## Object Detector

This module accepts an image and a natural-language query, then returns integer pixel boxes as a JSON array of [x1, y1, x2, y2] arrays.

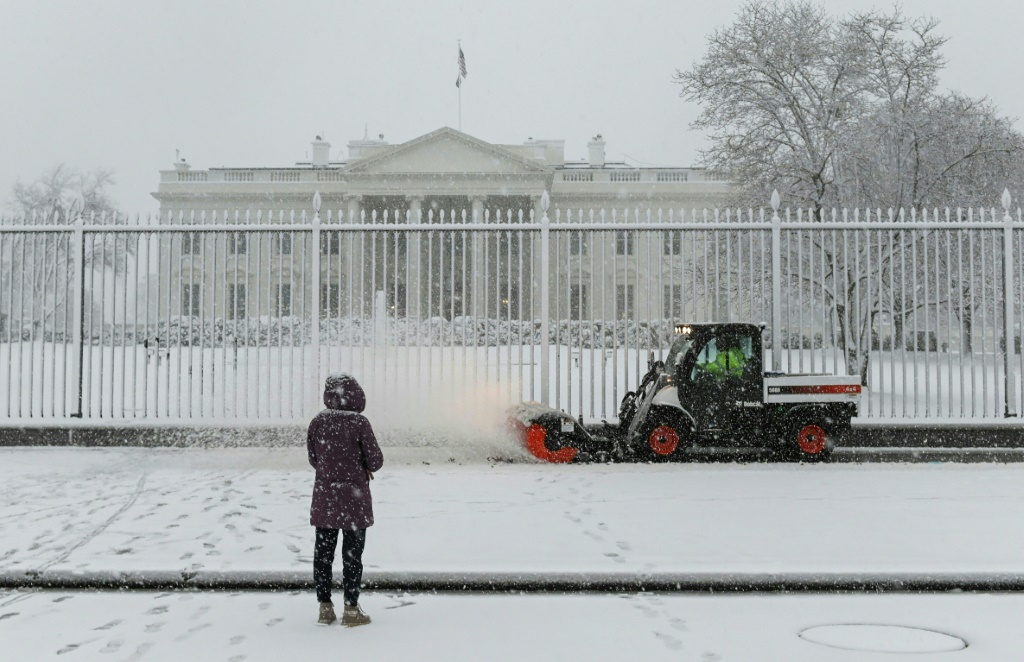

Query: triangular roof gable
[[344, 127, 551, 175]]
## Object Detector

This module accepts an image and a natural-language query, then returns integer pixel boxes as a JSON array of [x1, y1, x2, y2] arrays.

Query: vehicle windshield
[[665, 335, 694, 370]]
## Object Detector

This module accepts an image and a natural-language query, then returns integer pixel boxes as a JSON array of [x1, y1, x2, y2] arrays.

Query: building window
[[182, 284, 201, 316], [321, 283, 340, 317], [228, 284, 246, 320], [229, 232, 247, 255], [663, 230, 682, 256], [277, 284, 292, 316], [570, 284, 588, 319], [277, 233, 292, 255], [615, 231, 634, 256], [663, 284, 681, 319], [616, 284, 634, 320], [569, 232, 587, 256], [322, 232, 341, 255], [181, 232, 201, 255]]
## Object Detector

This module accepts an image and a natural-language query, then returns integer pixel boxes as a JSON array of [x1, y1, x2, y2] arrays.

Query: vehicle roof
[[676, 322, 764, 335]]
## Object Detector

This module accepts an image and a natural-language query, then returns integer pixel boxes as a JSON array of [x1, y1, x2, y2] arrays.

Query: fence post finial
[[770, 189, 780, 213], [1002, 188, 1012, 214], [540, 190, 550, 216], [313, 191, 322, 215]]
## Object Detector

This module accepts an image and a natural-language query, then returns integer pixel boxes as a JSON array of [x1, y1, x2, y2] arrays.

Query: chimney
[[311, 136, 331, 167], [587, 134, 606, 167]]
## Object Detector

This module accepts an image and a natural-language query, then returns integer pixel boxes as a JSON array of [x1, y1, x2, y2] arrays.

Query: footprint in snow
[[56, 639, 97, 655], [122, 642, 155, 662], [266, 618, 283, 627], [174, 623, 211, 642], [144, 622, 165, 633], [94, 620, 122, 631], [146, 606, 169, 616], [654, 632, 683, 651], [99, 638, 123, 654], [0, 612, 19, 621], [230, 635, 246, 645], [258, 603, 271, 611]]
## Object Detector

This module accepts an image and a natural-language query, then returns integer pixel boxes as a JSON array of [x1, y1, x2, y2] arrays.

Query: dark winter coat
[[307, 374, 384, 530]]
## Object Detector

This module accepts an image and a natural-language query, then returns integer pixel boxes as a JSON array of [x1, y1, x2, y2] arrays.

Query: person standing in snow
[[308, 373, 384, 626]]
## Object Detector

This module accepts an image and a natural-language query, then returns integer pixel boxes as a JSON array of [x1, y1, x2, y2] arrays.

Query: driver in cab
[[703, 336, 747, 380]]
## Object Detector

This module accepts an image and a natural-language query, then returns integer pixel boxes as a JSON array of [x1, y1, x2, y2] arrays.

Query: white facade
[[152, 127, 732, 321]]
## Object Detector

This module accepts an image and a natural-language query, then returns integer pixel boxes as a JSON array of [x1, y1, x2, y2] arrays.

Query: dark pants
[[314, 527, 366, 606]]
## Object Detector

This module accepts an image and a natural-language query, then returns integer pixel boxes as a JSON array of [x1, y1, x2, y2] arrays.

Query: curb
[[4, 570, 1024, 593]]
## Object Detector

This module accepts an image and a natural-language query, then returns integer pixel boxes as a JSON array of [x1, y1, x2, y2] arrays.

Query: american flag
[[456, 45, 467, 88]]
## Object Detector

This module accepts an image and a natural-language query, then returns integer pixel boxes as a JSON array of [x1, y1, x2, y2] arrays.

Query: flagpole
[[458, 40, 462, 131]]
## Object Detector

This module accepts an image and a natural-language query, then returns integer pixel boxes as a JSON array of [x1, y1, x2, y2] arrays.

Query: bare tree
[[676, 1, 1024, 382], [1, 165, 123, 337]]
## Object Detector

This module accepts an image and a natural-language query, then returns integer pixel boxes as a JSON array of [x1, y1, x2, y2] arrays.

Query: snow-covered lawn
[[2, 447, 1024, 576], [1, 590, 1021, 660]]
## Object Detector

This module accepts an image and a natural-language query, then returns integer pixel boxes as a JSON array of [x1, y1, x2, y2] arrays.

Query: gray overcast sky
[[2, 0, 1022, 214]]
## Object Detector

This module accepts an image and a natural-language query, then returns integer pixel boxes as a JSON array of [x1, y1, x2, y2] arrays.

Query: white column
[[406, 195, 423, 320], [531, 195, 544, 324], [345, 195, 363, 315], [471, 196, 486, 318]]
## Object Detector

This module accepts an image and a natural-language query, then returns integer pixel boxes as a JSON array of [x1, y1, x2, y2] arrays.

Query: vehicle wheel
[[790, 423, 833, 462], [638, 423, 684, 461]]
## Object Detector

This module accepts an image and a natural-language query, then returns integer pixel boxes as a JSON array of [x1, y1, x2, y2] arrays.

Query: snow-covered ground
[[2, 447, 1024, 576], [3, 446, 1024, 659], [2, 590, 1021, 660]]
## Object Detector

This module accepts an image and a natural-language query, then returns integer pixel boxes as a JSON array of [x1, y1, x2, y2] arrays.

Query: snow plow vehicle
[[508, 323, 861, 463]]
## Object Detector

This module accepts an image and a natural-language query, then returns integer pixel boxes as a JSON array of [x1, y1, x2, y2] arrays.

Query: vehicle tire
[[789, 422, 833, 462], [637, 422, 685, 462]]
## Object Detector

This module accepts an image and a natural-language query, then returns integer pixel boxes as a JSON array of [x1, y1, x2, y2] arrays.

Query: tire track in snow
[[30, 474, 148, 575]]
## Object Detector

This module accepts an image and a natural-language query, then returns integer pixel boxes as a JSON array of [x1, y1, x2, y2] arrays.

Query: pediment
[[344, 127, 551, 176]]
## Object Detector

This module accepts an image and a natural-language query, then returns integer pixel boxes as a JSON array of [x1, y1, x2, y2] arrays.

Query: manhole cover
[[799, 624, 966, 653]]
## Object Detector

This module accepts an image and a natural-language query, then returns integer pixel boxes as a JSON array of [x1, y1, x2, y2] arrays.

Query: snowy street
[[2, 446, 1024, 658], [3, 447, 1024, 578]]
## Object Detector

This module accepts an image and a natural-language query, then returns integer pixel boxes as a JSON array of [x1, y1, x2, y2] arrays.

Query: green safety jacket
[[705, 347, 746, 378]]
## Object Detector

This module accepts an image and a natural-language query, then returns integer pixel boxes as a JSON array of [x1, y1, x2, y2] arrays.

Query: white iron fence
[[1, 191, 1022, 425]]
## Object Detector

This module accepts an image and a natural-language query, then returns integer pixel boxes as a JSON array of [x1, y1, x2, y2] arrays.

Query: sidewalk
[[2, 446, 1024, 580], [1, 589, 1020, 660]]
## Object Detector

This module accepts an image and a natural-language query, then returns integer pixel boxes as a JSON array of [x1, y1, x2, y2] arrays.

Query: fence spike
[[313, 191, 322, 213], [770, 190, 780, 212], [1002, 188, 1012, 211]]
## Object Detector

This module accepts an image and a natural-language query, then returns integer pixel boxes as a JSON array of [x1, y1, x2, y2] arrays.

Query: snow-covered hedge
[[71, 316, 683, 349]]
